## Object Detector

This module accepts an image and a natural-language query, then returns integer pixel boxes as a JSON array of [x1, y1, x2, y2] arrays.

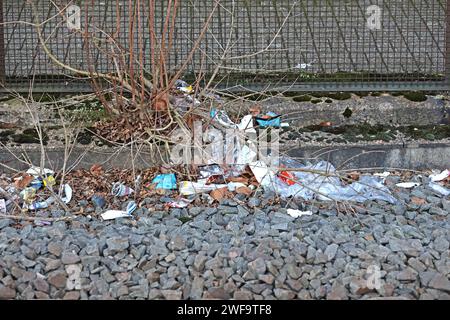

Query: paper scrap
[[287, 208, 313, 218]]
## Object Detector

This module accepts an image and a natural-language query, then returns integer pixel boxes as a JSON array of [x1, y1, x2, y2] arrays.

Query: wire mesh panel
[[0, 0, 448, 92]]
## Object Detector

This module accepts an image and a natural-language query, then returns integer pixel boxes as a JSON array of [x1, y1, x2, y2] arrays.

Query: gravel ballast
[[0, 181, 449, 300]]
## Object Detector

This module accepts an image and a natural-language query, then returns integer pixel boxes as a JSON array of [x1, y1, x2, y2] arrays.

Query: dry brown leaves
[[64, 164, 160, 204], [94, 109, 176, 142], [210, 187, 233, 201]]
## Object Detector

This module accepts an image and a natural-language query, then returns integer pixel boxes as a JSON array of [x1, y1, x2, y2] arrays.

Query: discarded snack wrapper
[[112, 182, 134, 197], [255, 112, 281, 128], [28, 198, 55, 210], [151, 173, 177, 190], [278, 170, 296, 186], [30, 179, 43, 190], [101, 201, 137, 220], [43, 175, 56, 188]]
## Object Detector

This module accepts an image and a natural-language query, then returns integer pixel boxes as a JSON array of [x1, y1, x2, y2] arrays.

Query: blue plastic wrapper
[[255, 111, 281, 128], [30, 178, 43, 190], [152, 173, 177, 190]]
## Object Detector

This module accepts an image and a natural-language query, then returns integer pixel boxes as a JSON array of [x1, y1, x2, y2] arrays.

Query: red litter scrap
[[278, 170, 297, 186]]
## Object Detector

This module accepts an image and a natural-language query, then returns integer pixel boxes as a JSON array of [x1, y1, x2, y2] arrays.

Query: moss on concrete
[[292, 95, 312, 102], [12, 128, 49, 144], [402, 91, 427, 102]]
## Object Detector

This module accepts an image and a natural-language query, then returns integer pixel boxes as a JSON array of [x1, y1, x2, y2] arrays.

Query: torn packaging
[[250, 157, 397, 204]]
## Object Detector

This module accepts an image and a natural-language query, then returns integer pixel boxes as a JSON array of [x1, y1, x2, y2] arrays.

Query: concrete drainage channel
[[0, 92, 449, 172]]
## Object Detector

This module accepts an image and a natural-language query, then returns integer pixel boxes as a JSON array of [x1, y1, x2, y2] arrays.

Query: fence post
[[0, 0, 5, 86], [447, 0, 450, 89]]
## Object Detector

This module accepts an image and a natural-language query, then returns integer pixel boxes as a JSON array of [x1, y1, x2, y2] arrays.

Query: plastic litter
[[26, 184, 72, 210], [428, 182, 450, 196], [374, 172, 391, 180], [199, 164, 224, 179], [210, 108, 237, 128], [101, 201, 137, 220], [43, 176, 56, 188], [60, 184, 73, 204], [429, 169, 450, 182], [287, 209, 313, 218], [249, 161, 276, 187], [396, 182, 421, 189], [30, 179, 43, 190], [179, 179, 228, 196], [28, 198, 55, 210], [151, 173, 177, 190], [278, 169, 296, 186], [256, 157, 397, 204], [0, 199, 6, 214], [171, 93, 201, 114], [101, 210, 129, 220], [167, 198, 193, 208], [255, 112, 281, 128], [26, 166, 54, 178], [20, 187, 36, 204], [237, 115, 256, 134], [226, 182, 247, 192], [236, 144, 257, 169], [112, 182, 134, 197], [175, 79, 193, 94]]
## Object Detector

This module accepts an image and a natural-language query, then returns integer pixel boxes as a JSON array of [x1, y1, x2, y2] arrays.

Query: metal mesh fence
[[0, 0, 448, 92]]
